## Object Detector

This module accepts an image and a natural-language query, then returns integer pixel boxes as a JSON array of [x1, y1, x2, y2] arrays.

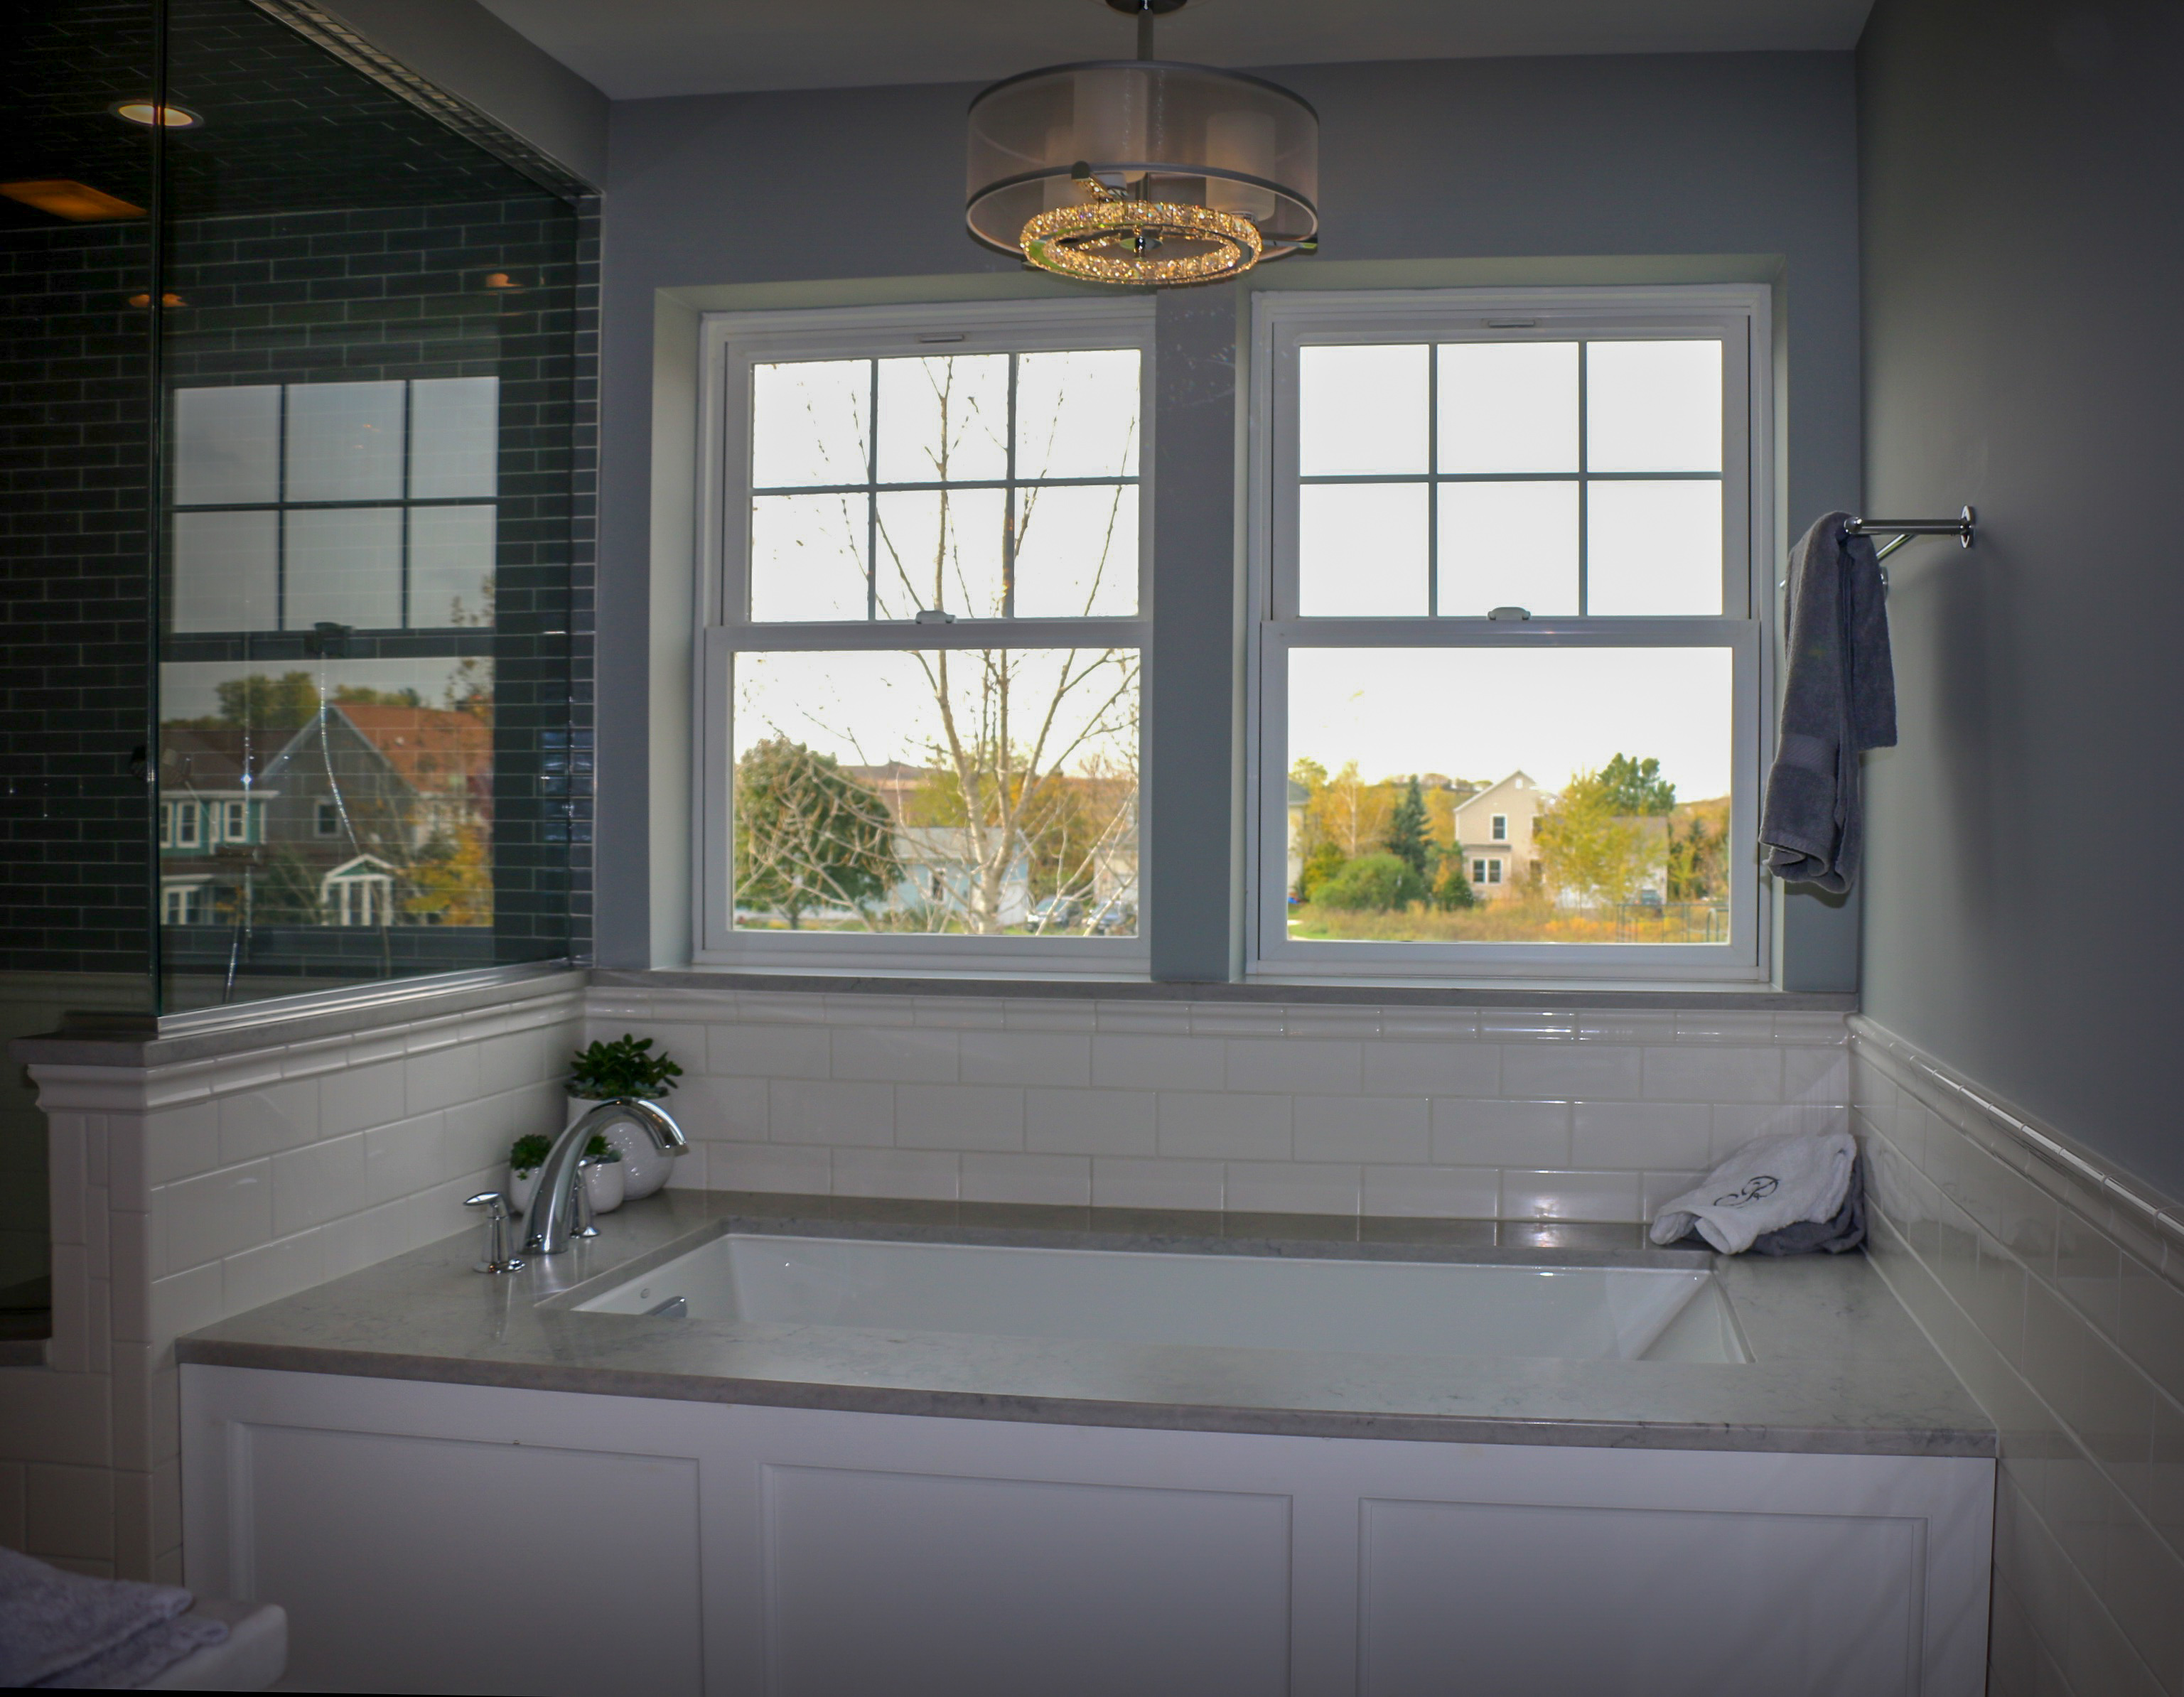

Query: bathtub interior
[[574, 1234, 1751, 1364]]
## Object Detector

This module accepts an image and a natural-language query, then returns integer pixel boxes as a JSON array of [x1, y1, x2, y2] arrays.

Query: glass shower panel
[[151, 0, 581, 1013], [0, 0, 164, 1339]]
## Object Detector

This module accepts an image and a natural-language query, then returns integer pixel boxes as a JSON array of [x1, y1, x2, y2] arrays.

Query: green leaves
[[568, 1033, 682, 1100]]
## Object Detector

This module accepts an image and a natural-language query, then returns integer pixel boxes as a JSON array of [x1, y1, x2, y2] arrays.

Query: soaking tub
[[178, 1191, 1994, 1697], [574, 1232, 1751, 1363]]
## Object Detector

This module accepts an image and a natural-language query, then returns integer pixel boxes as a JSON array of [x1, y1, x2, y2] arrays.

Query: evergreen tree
[[1383, 775, 1432, 880], [734, 738, 900, 928]]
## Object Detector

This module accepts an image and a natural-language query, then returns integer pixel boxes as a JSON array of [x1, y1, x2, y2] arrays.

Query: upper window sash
[[704, 300, 1156, 637], [1254, 291, 1765, 630]]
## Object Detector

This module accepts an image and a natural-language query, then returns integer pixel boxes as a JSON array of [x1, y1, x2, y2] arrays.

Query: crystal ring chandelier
[[966, 0, 1319, 288]]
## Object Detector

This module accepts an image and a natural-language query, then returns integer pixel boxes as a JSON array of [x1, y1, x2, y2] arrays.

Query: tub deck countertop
[[175, 1190, 1995, 1458]]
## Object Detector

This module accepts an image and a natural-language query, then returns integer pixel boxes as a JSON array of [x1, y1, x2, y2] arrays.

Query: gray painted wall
[[318, 0, 609, 185], [1858, 0, 2184, 1196], [595, 52, 1863, 981]]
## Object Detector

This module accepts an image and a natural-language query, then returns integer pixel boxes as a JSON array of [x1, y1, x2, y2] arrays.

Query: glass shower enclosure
[[1, 0, 590, 1333]]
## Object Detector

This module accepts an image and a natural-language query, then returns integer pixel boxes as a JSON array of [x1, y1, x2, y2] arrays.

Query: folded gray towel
[[1760, 512, 1895, 893], [0, 1544, 226, 1689]]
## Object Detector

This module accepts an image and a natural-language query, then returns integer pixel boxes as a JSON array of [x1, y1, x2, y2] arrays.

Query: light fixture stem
[[1136, 1, 1155, 60]]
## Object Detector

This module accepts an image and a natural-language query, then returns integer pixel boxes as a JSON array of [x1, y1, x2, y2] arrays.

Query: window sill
[[597, 968, 1854, 1012]]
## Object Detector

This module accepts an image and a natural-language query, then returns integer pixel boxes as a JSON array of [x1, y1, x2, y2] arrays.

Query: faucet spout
[[523, 1097, 687, 1255]]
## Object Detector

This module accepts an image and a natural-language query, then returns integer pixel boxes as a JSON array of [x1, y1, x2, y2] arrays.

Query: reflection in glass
[[876, 354, 1008, 485], [1437, 482, 1579, 617], [1014, 484, 1139, 618], [408, 505, 497, 627], [172, 510, 277, 631], [1438, 343, 1578, 474], [284, 379, 404, 502], [284, 507, 402, 630], [733, 648, 1139, 937], [1299, 483, 1427, 615], [1298, 344, 1426, 475], [1586, 340, 1722, 473], [1285, 647, 1732, 944], [1587, 482, 1723, 615], [751, 494, 867, 621], [173, 385, 279, 505], [753, 359, 869, 489], [409, 377, 498, 499]]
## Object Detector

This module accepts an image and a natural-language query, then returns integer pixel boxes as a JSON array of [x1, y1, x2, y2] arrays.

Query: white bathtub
[[575, 1232, 1750, 1364]]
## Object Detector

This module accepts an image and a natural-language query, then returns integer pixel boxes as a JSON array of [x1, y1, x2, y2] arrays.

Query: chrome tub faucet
[[522, 1097, 688, 1256]]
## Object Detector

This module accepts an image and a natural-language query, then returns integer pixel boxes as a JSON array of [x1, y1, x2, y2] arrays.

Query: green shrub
[[1313, 852, 1428, 912], [1296, 842, 1347, 902], [509, 1133, 552, 1174]]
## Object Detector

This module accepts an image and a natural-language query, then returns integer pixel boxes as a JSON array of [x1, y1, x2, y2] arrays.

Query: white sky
[[1289, 647, 1732, 799]]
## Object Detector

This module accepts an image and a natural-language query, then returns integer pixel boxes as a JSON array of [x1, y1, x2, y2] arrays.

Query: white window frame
[[172, 801, 200, 848], [692, 299, 1156, 974], [158, 801, 176, 848], [1248, 286, 1773, 985], [1490, 813, 1507, 841]]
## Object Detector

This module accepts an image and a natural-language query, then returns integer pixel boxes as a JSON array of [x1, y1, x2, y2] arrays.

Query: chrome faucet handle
[[569, 1157, 600, 1239], [463, 1192, 525, 1275]]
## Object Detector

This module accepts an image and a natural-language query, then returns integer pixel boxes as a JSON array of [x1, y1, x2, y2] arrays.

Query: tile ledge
[[599, 969, 1857, 1012], [1849, 1013, 2183, 1258]]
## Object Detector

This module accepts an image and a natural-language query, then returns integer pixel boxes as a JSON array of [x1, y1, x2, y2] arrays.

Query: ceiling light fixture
[[966, 0, 1318, 288], [0, 180, 146, 222], [111, 100, 203, 129]]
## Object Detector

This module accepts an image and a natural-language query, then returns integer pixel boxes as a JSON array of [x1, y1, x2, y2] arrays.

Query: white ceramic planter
[[582, 1155, 625, 1214], [566, 1095, 677, 1201]]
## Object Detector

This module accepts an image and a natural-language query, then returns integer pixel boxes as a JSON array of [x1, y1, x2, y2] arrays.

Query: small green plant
[[583, 1133, 622, 1164], [568, 1033, 682, 1100], [509, 1133, 552, 1175]]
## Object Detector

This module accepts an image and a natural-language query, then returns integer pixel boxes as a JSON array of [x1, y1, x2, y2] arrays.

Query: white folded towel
[[1648, 1130, 1858, 1254]]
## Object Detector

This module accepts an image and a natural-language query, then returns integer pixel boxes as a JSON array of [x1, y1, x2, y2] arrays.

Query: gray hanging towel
[[1760, 511, 1896, 893]]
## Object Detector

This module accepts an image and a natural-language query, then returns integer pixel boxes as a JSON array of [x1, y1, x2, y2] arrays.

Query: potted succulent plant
[[507, 1133, 552, 1216], [566, 1033, 684, 1202]]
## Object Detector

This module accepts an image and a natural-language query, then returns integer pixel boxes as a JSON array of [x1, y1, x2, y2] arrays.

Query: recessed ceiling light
[[0, 180, 146, 222], [111, 100, 203, 129]]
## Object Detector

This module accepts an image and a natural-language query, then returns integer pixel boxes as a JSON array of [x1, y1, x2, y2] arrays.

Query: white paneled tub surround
[[177, 1193, 1996, 1696], [576, 1232, 1752, 1363], [182, 1367, 1992, 1697]]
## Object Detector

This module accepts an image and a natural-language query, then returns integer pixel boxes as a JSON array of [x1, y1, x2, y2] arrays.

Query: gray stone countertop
[[176, 1190, 1994, 1459]]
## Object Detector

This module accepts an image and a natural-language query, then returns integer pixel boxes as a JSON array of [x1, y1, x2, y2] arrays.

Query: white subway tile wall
[[0, 977, 585, 1582], [588, 990, 1851, 1221], [1853, 1018, 2184, 1697]]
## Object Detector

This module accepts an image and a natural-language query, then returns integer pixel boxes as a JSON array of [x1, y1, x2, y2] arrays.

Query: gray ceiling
[[476, 0, 1877, 102]]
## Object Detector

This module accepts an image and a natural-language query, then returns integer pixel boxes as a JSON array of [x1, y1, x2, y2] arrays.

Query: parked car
[[1026, 895, 1085, 932], [1085, 898, 1136, 936]]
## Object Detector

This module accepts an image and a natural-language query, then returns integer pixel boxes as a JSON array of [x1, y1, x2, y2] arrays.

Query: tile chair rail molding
[[0, 971, 586, 1581], [1849, 1017, 2184, 1697]]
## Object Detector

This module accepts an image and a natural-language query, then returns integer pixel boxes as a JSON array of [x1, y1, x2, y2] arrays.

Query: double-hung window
[[1253, 288, 1769, 981], [696, 302, 1152, 970]]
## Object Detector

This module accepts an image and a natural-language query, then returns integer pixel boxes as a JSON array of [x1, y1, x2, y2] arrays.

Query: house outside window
[[696, 301, 1151, 971], [1259, 287, 1768, 982]]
